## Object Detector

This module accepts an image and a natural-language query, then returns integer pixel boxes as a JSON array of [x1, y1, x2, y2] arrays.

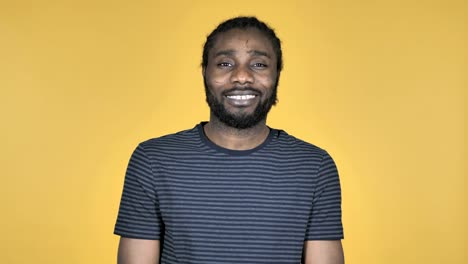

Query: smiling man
[[115, 16, 344, 264]]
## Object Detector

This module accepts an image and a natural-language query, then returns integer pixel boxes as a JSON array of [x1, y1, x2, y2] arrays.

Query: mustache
[[221, 87, 262, 96]]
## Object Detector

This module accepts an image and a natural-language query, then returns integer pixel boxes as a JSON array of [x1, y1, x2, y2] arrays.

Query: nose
[[230, 65, 254, 85]]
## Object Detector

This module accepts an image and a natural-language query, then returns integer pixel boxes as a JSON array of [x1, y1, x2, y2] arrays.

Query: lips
[[226, 94, 257, 100], [223, 88, 260, 106], [224, 87, 260, 96]]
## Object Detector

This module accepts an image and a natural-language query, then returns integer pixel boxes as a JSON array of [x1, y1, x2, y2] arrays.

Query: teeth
[[227, 95, 256, 100]]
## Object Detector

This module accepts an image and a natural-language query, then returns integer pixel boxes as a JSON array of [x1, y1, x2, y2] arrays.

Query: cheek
[[206, 70, 229, 85], [258, 74, 276, 88], [209, 77, 230, 88]]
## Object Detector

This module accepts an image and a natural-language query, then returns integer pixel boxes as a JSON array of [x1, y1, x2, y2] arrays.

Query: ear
[[202, 67, 206, 77]]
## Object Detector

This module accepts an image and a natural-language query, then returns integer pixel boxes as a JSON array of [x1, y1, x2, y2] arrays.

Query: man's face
[[203, 28, 279, 129]]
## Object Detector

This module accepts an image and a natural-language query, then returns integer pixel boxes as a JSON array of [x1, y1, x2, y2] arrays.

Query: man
[[115, 16, 344, 264]]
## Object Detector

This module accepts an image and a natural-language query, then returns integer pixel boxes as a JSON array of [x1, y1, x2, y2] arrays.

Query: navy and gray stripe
[[115, 122, 343, 263]]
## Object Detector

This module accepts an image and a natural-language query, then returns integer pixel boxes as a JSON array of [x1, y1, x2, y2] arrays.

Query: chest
[[155, 158, 316, 232]]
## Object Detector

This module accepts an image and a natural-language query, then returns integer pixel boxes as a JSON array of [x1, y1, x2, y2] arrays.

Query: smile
[[226, 95, 257, 100]]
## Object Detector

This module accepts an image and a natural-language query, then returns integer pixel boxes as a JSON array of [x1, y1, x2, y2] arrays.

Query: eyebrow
[[214, 49, 271, 59], [248, 50, 271, 58]]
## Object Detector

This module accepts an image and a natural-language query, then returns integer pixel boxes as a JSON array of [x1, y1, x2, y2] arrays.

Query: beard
[[204, 78, 278, 129]]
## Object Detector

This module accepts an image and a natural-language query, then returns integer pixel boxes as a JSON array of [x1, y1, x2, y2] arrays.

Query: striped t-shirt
[[114, 122, 343, 263]]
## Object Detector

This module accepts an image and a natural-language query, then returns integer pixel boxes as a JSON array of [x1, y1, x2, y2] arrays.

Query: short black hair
[[202, 16, 283, 73]]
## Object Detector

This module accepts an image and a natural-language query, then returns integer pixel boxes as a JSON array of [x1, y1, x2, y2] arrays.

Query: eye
[[217, 62, 233, 68], [252, 63, 268, 68]]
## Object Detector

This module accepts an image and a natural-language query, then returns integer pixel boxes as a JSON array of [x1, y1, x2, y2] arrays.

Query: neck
[[204, 114, 270, 151]]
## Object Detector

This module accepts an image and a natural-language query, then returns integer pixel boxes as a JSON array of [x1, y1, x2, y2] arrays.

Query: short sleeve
[[114, 144, 163, 240], [304, 151, 344, 240]]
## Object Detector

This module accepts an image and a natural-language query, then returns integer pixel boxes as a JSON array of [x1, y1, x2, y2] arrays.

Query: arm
[[304, 152, 344, 263], [303, 240, 344, 264], [115, 145, 163, 263], [117, 237, 160, 264]]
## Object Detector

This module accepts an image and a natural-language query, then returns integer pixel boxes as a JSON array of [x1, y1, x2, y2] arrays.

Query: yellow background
[[1, 0, 466, 263]]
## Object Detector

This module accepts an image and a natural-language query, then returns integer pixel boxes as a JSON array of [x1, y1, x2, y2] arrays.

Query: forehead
[[210, 28, 275, 57]]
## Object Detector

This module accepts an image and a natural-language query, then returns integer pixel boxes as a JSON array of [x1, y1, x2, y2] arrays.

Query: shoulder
[[137, 125, 203, 155], [268, 129, 339, 181], [273, 129, 329, 158]]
